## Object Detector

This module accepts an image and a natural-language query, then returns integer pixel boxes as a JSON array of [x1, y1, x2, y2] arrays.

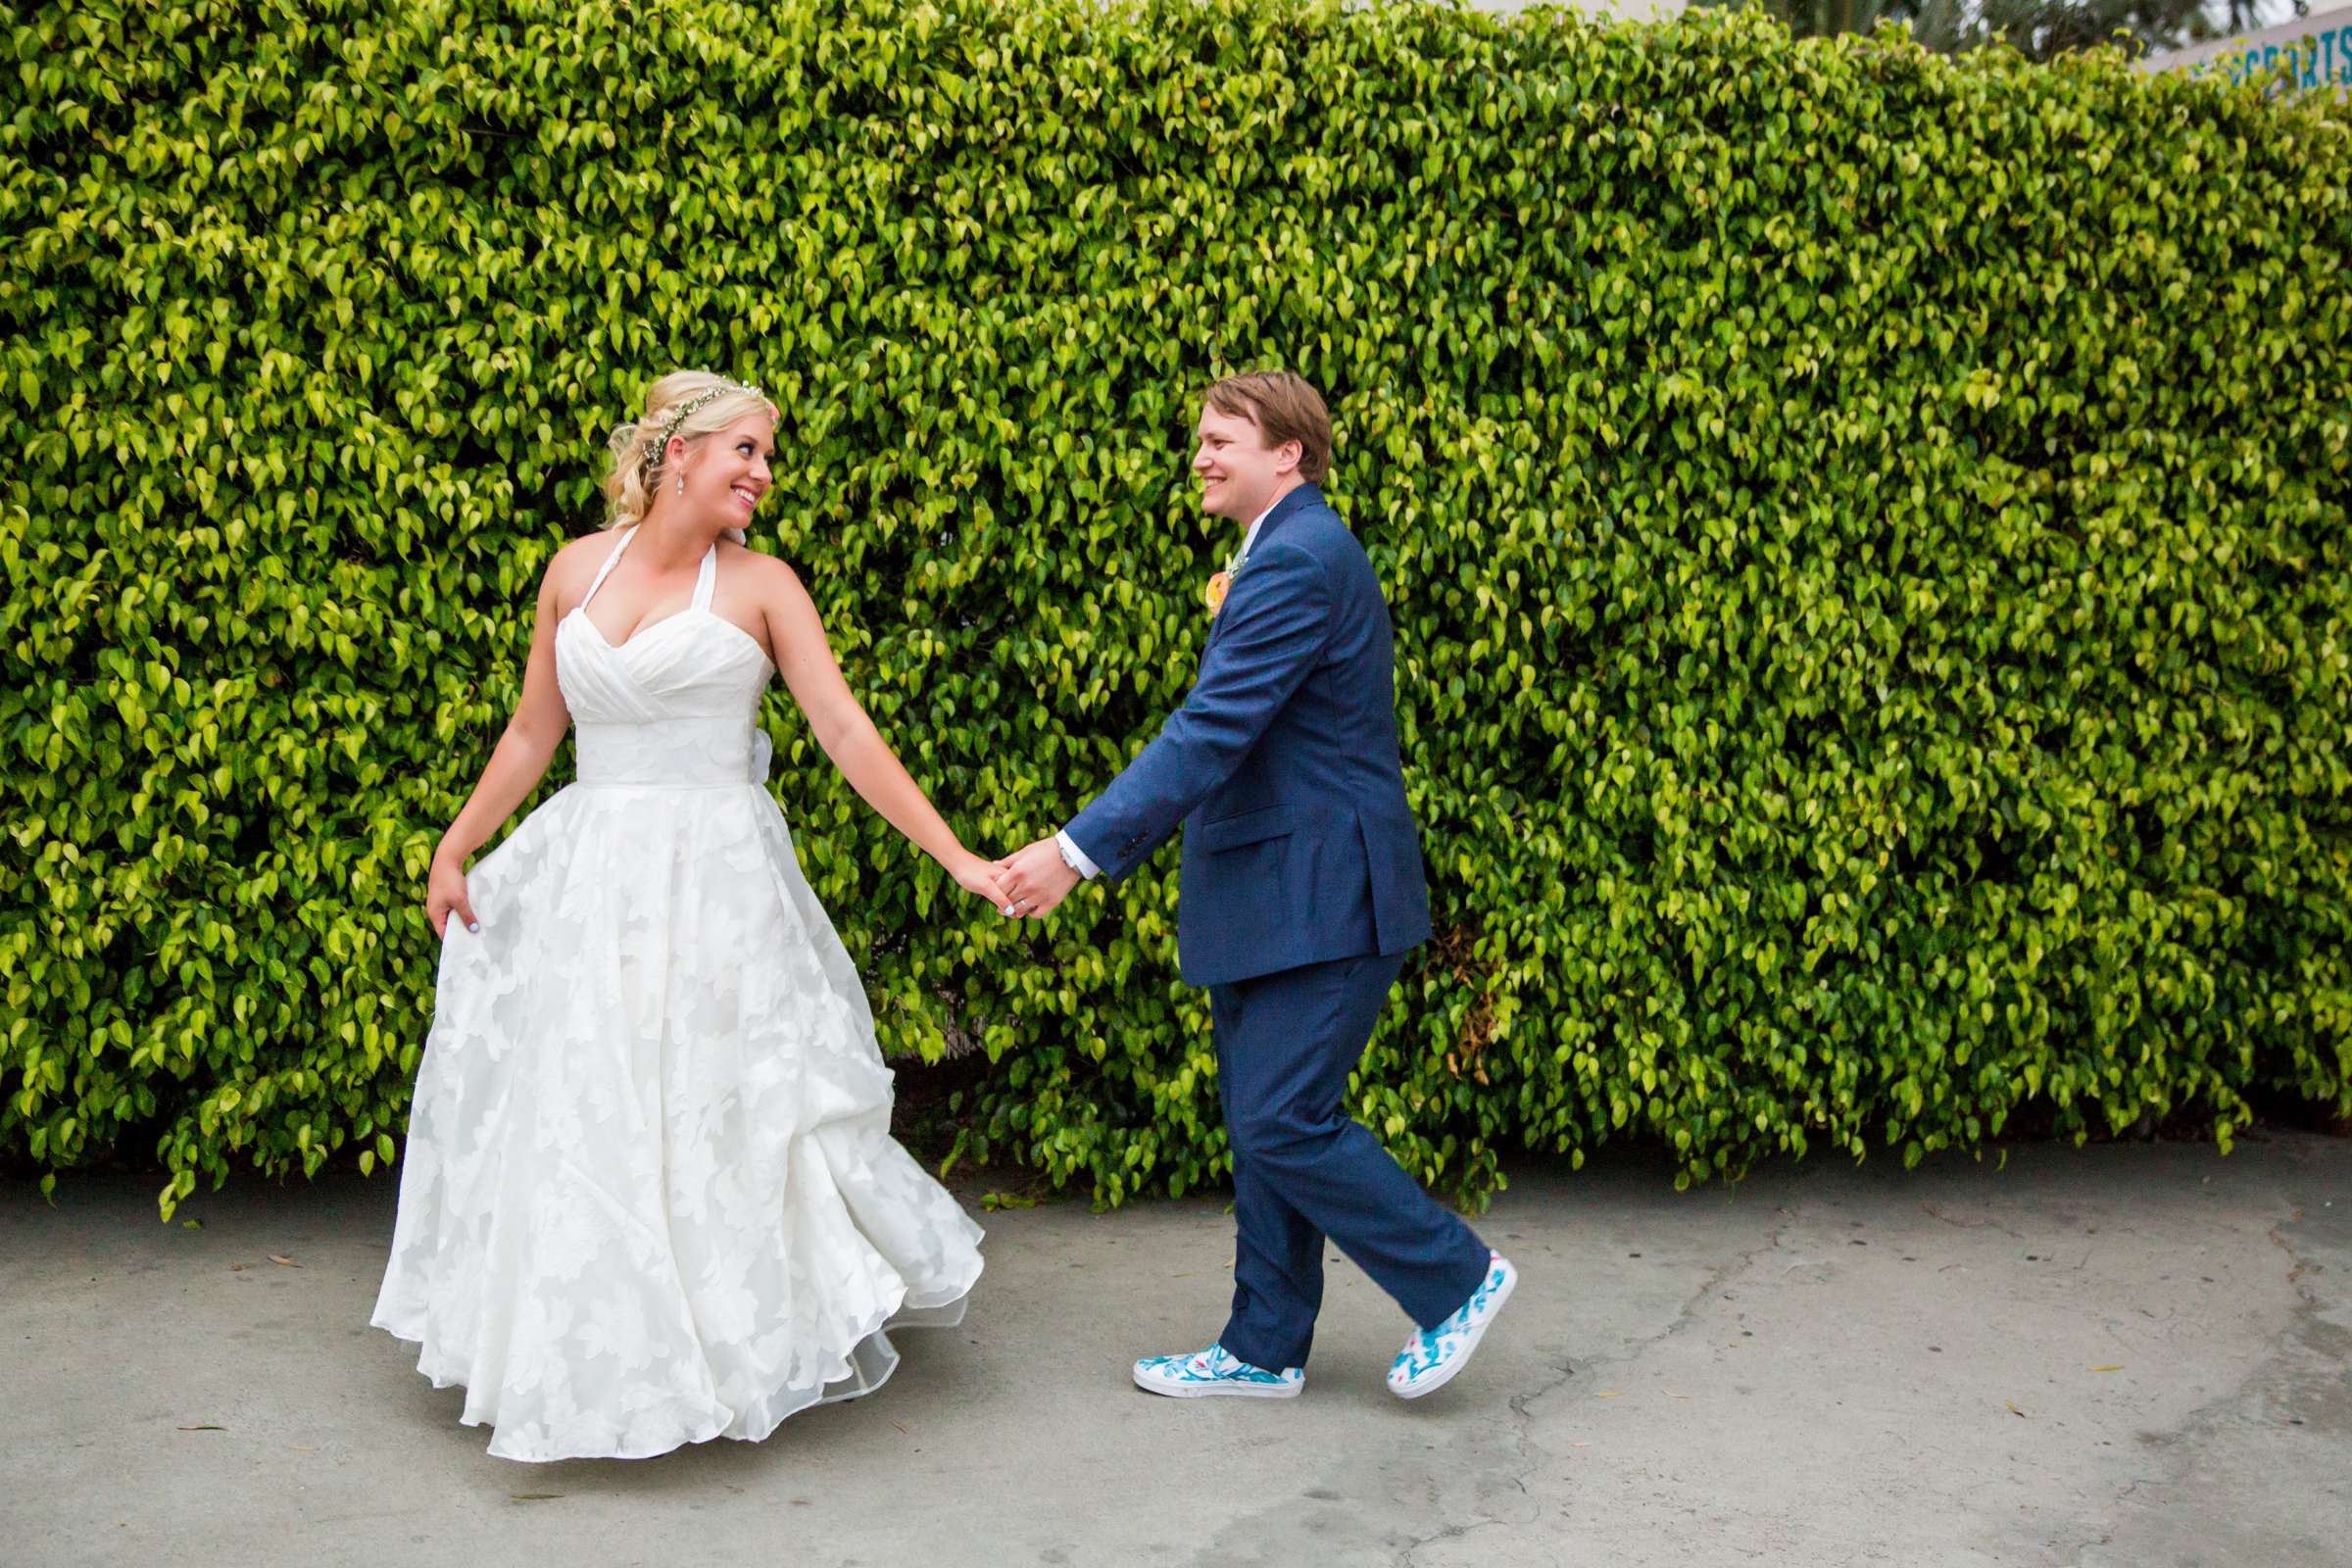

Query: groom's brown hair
[[1203, 371, 1332, 484]]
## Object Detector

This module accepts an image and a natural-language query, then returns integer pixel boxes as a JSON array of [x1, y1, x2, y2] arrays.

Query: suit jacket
[[1064, 483, 1433, 987]]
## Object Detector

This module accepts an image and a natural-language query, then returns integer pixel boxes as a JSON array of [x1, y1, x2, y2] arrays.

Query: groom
[[996, 371, 1515, 1399]]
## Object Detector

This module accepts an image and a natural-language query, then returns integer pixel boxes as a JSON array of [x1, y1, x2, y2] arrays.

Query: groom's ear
[[1277, 439, 1303, 474]]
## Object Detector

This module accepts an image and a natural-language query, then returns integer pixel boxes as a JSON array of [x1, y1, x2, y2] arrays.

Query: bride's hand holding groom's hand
[[994, 837, 1079, 919], [945, 849, 1019, 915]]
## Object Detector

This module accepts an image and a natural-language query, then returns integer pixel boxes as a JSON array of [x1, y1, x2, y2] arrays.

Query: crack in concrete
[[1593, 1203, 1801, 1371], [2265, 1219, 2317, 1298], [1389, 1514, 1503, 1568], [1919, 1199, 2029, 1242], [1385, 1356, 1568, 1567], [1393, 1204, 1803, 1566], [2058, 1194, 2325, 1568]]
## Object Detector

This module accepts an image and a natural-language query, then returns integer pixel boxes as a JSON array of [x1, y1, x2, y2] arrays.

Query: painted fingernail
[[467, 921, 481, 934]]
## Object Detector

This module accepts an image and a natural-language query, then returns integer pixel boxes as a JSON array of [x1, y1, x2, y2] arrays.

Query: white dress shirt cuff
[[1054, 829, 1102, 880]]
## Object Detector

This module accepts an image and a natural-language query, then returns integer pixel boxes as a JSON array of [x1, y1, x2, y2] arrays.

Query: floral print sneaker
[[1388, 1252, 1517, 1399], [1133, 1344, 1304, 1398]]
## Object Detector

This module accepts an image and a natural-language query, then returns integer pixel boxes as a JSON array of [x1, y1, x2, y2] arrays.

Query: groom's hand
[[997, 837, 1080, 919]]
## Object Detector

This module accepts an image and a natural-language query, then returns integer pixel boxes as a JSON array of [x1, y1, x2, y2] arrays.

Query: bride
[[372, 371, 1003, 1462]]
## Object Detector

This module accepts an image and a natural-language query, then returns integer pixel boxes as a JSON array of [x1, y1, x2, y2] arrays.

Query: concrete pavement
[[4, 1135, 2346, 1567]]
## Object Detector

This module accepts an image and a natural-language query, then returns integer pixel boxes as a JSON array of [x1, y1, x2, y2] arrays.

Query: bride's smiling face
[[682, 413, 775, 524]]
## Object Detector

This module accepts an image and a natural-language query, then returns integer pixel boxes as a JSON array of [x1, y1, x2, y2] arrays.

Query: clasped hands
[[993, 836, 1079, 919], [944, 836, 1080, 921]]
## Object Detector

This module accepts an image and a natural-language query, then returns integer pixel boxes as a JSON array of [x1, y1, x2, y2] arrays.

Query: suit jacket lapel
[[1202, 485, 1323, 661]]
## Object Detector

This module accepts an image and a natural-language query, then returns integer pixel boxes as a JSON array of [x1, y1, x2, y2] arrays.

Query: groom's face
[[1193, 405, 1299, 523]]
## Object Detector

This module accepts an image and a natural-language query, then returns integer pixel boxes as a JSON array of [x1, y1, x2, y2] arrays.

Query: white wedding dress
[[371, 528, 984, 1462]]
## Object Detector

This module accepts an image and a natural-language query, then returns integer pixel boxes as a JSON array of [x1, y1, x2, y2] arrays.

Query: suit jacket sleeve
[[1063, 540, 1333, 882]]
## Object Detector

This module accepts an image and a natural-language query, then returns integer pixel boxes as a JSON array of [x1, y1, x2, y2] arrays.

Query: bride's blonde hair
[[600, 371, 778, 533]]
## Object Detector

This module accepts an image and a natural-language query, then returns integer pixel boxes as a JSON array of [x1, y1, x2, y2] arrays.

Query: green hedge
[[5, 0, 2348, 1216]]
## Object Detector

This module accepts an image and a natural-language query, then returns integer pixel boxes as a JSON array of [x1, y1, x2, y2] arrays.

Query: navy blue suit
[[1066, 484, 1489, 1370]]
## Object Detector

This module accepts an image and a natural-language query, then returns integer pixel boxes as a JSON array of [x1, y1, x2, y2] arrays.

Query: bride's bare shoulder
[[541, 531, 625, 604], [552, 530, 626, 571], [719, 543, 810, 601]]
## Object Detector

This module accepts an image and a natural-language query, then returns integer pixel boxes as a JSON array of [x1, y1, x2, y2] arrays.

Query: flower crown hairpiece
[[642, 375, 768, 473]]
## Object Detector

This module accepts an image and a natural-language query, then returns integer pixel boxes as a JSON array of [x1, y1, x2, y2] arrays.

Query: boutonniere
[[1204, 544, 1247, 619]]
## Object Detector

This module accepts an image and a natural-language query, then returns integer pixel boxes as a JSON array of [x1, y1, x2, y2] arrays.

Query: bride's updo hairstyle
[[600, 370, 778, 533]]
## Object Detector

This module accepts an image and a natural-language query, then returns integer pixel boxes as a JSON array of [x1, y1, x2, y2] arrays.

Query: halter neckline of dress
[[569, 526, 730, 653]]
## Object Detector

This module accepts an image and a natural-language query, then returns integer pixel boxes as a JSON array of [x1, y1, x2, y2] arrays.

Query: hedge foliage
[[5, 0, 2349, 1217]]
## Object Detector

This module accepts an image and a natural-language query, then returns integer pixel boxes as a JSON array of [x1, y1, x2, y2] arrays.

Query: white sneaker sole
[[1132, 1367, 1303, 1399], [1390, 1262, 1518, 1400]]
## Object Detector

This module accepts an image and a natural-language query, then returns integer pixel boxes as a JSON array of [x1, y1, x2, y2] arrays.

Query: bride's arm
[[425, 557, 576, 937], [759, 561, 1010, 910]]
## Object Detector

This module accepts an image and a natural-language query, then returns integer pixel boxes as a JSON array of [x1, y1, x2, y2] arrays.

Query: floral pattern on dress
[[370, 535, 984, 1462]]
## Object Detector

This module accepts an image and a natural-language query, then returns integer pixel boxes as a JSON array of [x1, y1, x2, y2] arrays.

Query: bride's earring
[[676, 471, 685, 497]]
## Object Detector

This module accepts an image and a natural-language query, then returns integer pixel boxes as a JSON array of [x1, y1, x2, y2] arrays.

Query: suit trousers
[[1211, 950, 1493, 1372]]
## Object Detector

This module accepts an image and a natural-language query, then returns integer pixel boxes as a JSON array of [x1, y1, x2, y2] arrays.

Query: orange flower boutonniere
[[1204, 570, 1233, 617], [1204, 545, 1248, 620]]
